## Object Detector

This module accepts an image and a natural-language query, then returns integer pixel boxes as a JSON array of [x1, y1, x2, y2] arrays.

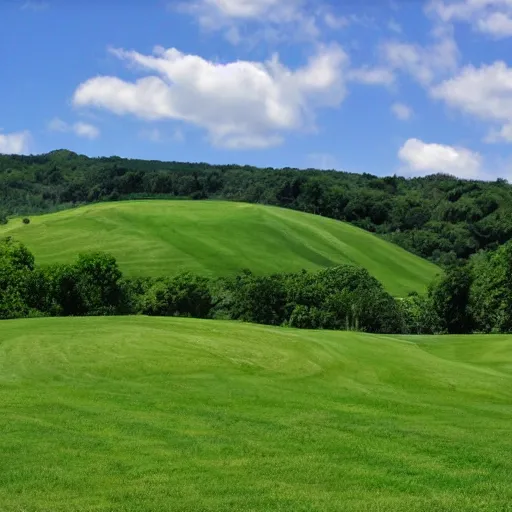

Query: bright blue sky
[[1, 0, 512, 179]]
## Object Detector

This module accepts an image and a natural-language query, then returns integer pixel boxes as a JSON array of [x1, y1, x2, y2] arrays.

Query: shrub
[[0, 238, 35, 319], [73, 252, 123, 316], [141, 274, 213, 318], [22, 218, 30, 225]]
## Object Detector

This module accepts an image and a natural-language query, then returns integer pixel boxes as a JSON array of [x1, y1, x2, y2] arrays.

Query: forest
[[2, 150, 512, 266], [2, 236, 512, 335]]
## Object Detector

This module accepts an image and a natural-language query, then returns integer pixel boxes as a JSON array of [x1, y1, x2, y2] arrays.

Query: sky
[[1, 0, 512, 179]]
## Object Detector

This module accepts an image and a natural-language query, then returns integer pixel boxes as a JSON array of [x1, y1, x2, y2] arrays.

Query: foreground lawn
[[1, 317, 511, 511], [0, 200, 439, 296]]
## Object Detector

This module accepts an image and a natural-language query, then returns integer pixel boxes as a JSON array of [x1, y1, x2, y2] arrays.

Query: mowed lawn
[[0, 200, 439, 296], [1, 317, 511, 511]]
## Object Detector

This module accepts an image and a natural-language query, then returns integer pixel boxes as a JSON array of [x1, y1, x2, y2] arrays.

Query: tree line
[[2, 236, 512, 335], [2, 150, 512, 266]]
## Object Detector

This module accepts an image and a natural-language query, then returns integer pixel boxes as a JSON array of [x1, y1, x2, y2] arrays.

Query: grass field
[[1, 316, 511, 511], [0, 200, 439, 296]]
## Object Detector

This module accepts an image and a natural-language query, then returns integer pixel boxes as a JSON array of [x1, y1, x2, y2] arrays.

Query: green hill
[[1, 316, 511, 511], [0, 200, 439, 296]]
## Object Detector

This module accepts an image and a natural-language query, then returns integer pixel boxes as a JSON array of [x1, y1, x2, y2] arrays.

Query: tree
[[73, 252, 122, 315], [397, 293, 441, 334], [0, 238, 34, 319], [470, 241, 512, 333], [429, 264, 473, 334], [223, 271, 287, 325], [141, 273, 212, 318]]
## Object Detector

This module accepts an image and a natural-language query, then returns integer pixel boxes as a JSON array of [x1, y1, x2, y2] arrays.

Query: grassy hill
[[1, 316, 511, 511], [0, 200, 439, 296]]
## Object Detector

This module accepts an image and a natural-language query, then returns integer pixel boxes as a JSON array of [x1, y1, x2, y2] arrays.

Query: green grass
[[1, 316, 511, 511], [0, 200, 439, 296]]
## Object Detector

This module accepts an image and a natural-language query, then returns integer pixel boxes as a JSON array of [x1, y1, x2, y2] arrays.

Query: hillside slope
[[1, 316, 511, 511], [0, 200, 439, 295]]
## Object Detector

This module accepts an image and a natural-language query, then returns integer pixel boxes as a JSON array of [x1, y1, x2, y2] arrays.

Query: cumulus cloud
[[431, 61, 512, 143], [430, 0, 512, 38], [73, 45, 347, 149], [48, 118, 100, 139], [391, 102, 412, 120], [398, 138, 482, 178], [0, 131, 31, 154], [381, 30, 458, 86]]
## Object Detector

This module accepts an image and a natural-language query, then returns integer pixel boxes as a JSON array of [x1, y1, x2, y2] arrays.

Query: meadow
[[0, 200, 439, 296], [1, 316, 511, 511]]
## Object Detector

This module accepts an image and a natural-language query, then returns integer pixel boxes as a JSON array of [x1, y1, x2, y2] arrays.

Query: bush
[[141, 273, 213, 318], [217, 271, 287, 325], [73, 252, 123, 316], [0, 238, 35, 319], [22, 218, 30, 225], [288, 305, 331, 329]]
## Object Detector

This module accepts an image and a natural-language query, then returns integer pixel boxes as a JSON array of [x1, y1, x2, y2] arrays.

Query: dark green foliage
[[20, 250, 123, 317], [73, 252, 123, 316], [0, 238, 34, 319], [22, 218, 30, 225], [141, 273, 212, 318], [283, 266, 402, 333], [3, 230, 512, 335], [469, 241, 512, 333], [428, 264, 473, 334], [2, 152, 512, 266], [218, 271, 287, 325], [397, 293, 441, 335], [210, 266, 402, 333]]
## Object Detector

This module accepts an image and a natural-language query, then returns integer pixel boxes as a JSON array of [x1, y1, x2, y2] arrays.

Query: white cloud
[[48, 118, 100, 139], [431, 61, 512, 143], [181, 0, 321, 42], [381, 30, 458, 86], [398, 138, 482, 178], [73, 45, 347, 149], [430, 0, 512, 38], [348, 66, 395, 86], [192, 0, 297, 21], [180, 0, 361, 44], [391, 102, 412, 120], [0, 131, 31, 155], [73, 122, 100, 139]]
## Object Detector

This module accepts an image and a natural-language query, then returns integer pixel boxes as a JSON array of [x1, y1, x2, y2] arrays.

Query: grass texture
[[1, 316, 511, 511], [0, 200, 439, 295]]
